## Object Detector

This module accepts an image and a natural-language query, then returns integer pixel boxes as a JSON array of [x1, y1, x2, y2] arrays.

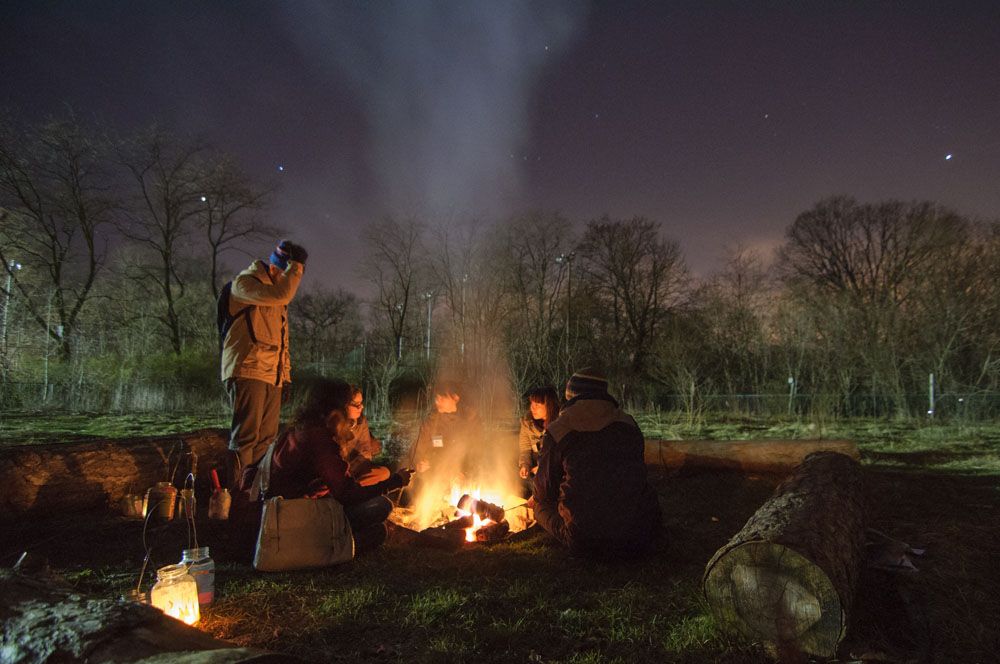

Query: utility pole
[[395, 303, 403, 360], [2, 259, 23, 354], [928, 372, 935, 418], [460, 273, 467, 360], [423, 291, 434, 360]]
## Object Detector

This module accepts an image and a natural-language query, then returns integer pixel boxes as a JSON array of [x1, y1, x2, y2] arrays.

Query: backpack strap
[[218, 280, 259, 352]]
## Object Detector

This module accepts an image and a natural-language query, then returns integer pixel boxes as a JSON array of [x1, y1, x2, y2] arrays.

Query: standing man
[[532, 368, 662, 559], [221, 239, 308, 478]]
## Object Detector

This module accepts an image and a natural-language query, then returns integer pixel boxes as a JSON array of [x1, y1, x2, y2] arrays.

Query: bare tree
[[290, 286, 363, 365], [362, 216, 427, 361], [426, 219, 514, 419], [361, 216, 428, 417], [200, 156, 276, 296], [495, 211, 574, 390], [0, 114, 114, 359], [777, 196, 969, 415], [697, 246, 773, 395], [117, 127, 208, 354], [577, 216, 689, 396]]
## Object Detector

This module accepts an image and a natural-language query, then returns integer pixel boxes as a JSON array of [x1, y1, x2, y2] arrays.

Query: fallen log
[[0, 567, 295, 663], [0, 429, 230, 521], [703, 451, 866, 660], [644, 438, 860, 473]]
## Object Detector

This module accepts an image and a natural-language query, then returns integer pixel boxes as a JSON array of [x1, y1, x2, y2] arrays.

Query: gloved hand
[[394, 468, 413, 486], [279, 240, 308, 265]]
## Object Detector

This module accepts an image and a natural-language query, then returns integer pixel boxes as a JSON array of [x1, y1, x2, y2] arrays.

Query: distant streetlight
[[460, 274, 468, 359], [2, 259, 24, 353]]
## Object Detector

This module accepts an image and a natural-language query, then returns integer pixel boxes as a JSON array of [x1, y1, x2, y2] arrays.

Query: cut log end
[[705, 541, 844, 656]]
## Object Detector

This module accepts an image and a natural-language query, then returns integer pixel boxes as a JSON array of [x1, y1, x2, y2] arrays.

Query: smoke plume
[[281, 1, 586, 218]]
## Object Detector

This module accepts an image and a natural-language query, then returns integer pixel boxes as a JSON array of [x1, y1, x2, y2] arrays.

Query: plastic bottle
[[180, 547, 215, 606]]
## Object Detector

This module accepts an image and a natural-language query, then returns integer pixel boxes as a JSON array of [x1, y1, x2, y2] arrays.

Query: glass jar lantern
[[143, 482, 177, 521], [150, 563, 200, 625], [181, 547, 215, 606]]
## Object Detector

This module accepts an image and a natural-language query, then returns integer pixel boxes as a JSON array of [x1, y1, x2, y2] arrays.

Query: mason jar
[[180, 546, 215, 606], [150, 563, 200, 625]]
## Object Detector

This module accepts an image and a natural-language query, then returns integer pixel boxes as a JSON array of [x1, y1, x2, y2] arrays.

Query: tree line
[[2, 114, 999, 420]]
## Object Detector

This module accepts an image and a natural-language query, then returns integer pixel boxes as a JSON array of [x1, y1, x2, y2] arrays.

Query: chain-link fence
[[4, 374, 1000, 422]]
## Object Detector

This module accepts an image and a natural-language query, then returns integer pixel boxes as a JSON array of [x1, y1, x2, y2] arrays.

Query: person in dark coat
[[260, 378, 411, 551], [408, 381, 486, 478], [532, 368, 662, 559]]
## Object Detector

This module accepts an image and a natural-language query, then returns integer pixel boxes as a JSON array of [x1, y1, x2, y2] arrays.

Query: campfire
[[389, 480, 532, 546]]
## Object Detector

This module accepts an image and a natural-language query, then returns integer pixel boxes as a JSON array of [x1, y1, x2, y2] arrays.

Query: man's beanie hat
[[565, 368, 609, 398], [270, 240, 308, 269]]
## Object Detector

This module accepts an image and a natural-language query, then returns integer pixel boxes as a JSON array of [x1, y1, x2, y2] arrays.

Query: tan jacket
[[220, 259, 303, 384]]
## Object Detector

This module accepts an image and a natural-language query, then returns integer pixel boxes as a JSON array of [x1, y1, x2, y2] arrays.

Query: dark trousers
[[345, 496, 393, 552], [226, 378, 282, 477], [534, 499, 655, 560]]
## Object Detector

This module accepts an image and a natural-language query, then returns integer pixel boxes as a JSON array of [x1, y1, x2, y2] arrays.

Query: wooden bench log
[[0, 567, 296, 663], [702, 451, 866, 660], [644, 438, 860, 473], [0, 429, 230, 521]]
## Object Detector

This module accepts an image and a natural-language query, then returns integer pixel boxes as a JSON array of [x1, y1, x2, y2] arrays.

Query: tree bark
[[702, 451, 866, 660], [0, 429, 230, 521], [0, 568, 295, 663], [644, 439, 859, 473]]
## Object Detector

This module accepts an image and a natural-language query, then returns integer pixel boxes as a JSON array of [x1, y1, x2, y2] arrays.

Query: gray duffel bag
[[250, 437, 355, 571]]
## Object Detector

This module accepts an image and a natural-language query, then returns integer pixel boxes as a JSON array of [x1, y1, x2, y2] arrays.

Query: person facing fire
[[409, 380, 486, 478], [532, 368, 662, 559], [251, 377, 412, 552], [518, 386, 560, 489], [220, 239, 307, 478], [343, 385, 392, 487]]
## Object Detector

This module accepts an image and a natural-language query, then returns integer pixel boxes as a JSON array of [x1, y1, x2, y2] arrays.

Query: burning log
[[474, 519, 509, 543], [702, 452, 866, 660], [456, 494, 506, 523]]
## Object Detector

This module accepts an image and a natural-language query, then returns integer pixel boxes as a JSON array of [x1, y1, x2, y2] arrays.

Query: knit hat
[[565, 368, 609, 399], [269, 240, 308, 270]]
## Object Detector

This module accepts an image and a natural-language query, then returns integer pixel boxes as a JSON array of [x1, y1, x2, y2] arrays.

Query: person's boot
[[353, 523, 388, 554]]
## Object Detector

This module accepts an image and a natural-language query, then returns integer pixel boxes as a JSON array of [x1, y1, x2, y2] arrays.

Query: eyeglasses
[[349, 401, 363, 409]]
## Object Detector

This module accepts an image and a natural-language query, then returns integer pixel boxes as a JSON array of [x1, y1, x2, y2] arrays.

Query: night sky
[[3, 1, 999, 292]]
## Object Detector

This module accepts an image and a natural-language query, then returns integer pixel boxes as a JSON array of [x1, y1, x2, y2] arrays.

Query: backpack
[[217, 280, 256, 352]]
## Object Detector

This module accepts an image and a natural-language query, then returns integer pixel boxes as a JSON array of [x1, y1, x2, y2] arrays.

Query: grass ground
[[2, 412, 998, 662]]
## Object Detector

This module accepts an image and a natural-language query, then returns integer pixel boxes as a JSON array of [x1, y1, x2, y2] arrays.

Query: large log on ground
[[702, 451, 866, 660], [644, 439, 859, 473], [0, 429, 229, 521], [0, 568, 295, 663]]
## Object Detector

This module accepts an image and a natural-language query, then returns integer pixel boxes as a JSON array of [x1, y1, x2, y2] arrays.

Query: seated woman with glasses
[[260, 378, 411, 552], [343, 385, 392, 486]]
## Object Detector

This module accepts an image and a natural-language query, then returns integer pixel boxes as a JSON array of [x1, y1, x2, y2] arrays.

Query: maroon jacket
[[266, 426, 403, 505]]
